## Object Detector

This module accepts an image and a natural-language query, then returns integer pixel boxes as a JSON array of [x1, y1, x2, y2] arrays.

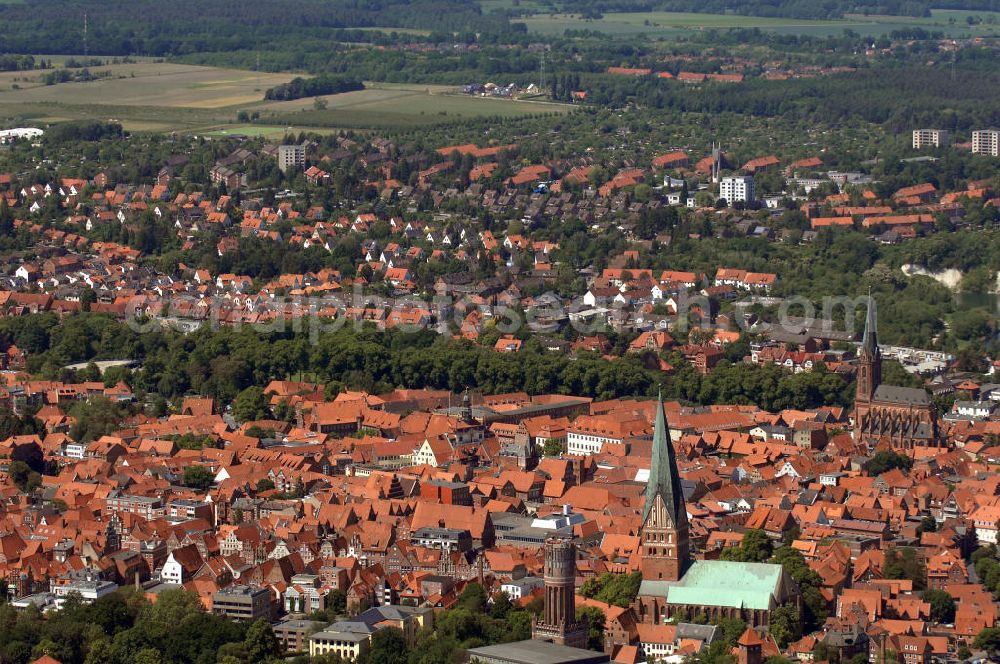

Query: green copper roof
[[643, 391, 686, 526], [638, 560, 784, 611]]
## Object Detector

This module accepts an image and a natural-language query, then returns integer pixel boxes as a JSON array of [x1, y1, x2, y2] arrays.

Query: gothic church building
[[633, 395, 800, 628], [853, 295, 938, 449]]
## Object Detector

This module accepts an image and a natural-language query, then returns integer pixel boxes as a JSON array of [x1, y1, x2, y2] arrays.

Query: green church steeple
[[643, 391, 686, 526]]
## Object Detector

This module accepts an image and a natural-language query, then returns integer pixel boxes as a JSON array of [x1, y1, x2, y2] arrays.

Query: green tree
[[917, 515, 937, 534], [69, 396, 127, 443], [576, 605, 606, 651], [504, 609, 532, 642], [407, 628, 461, 664], [864, 450, 913, 475], [974, 626, 1000, 654], [920, 589, 955, 624], [7, 460, 41, 493], [84, 638, 115, 664], [715, 616, 748, 646], [770, 546, 827, 632], [768, 604, 800, 648], [32, 638, 73, 663], [362, 627, 408, 664], [721, 529, 773, 563], [0, 199, 13, 236], [456, 583, 488, 613], [137, 587, 205, 636], [0, 408, 40, 441], [489, 592, 512, 619], [182, 465, 214, 491], [884, 547, 926, 591], [244, 618, 280, 662], [80, 287, 97, 312], [134, 647, 163, 664], [232, 386, 270, 423], [951, 309, 992, 342], [577, 572, 641, 608], [327, 588, 347, 616]]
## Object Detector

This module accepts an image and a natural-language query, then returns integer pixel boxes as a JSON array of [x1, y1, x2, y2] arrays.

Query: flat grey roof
[[274, 619, 326, 630], [310, 629, 369, 643], [467, 640, 610, 664]]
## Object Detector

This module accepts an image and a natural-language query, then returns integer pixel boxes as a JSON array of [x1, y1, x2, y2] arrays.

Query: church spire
[[644, 390, 686, 526], [640, 390, 690, 583], [862, 290, 879, 357], [856, 289, 882, 406]]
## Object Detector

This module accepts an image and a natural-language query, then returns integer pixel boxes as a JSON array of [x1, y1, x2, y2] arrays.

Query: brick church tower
[[855, 291, 882, 405], [853, 292, 938, 448], [639, 392, 690, 582], [737, 628, 764, 664], [532, 537, 588, 649]]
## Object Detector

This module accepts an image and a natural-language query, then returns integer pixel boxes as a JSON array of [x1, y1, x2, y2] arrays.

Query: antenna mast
[[83, 11, 89, 57]]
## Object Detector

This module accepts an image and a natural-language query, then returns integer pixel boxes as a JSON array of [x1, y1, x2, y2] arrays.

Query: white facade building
[[971, 506, 1000, 545], [719, 176, 755, 204], [52, 579, 118, 607], [500, 576, 544, 600], [912, 129, 949, 149], [160, 551, 185, 584], [972, 130, 999, 157]]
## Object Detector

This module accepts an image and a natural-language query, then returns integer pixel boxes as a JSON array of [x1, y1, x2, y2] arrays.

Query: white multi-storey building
[[912, 129, 949, 149], [972, 129, 999, 157], [719, 175, 755, 204]]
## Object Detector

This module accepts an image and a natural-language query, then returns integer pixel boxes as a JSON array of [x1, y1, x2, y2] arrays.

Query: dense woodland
[[263, 76, 364, 102], [0, 0, 512, 56], [1, 0, 999, 59], [580, 61, 1000, 131], [0, 311, 864, 417]]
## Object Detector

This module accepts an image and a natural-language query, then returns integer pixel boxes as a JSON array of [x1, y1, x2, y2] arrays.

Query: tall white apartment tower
[[719, 175, 755, 204], [912, 129, 949, 149], [972, 130, 999, 157]]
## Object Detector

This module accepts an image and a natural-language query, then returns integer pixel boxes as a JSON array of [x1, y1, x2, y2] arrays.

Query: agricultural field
[[199, 125, 344, 138], [0, 65, 570, 133], [249, 83, 572, 129], [517, 8, 1000, 38], [0, 62, 294, 107]]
